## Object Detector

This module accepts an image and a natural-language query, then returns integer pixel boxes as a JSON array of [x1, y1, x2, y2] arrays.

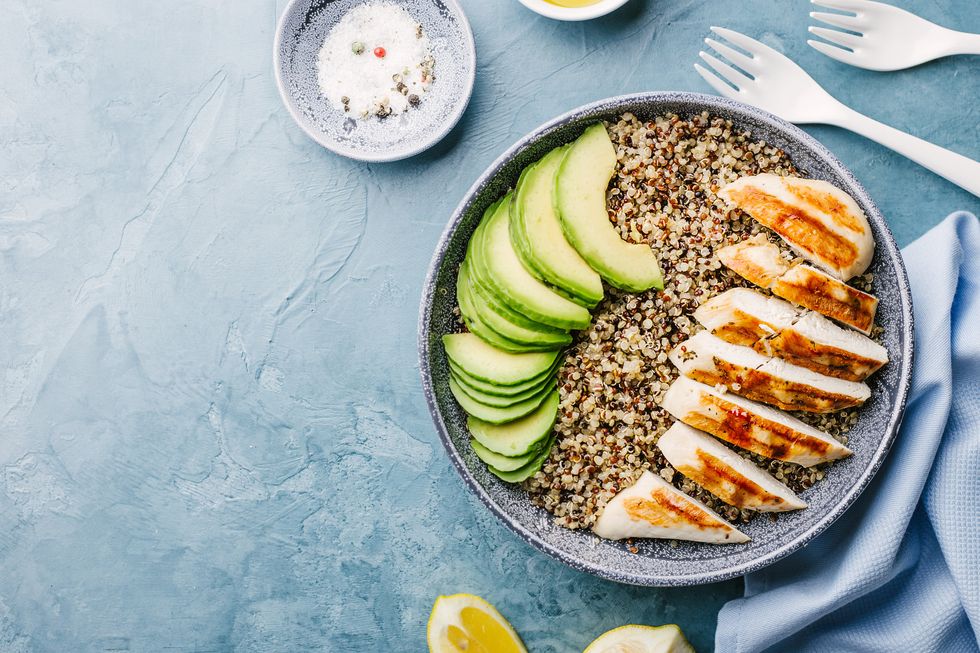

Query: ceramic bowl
[[517, 0, 631, 21], [418, 92, 914, 586], [274, 0, 475, 162]]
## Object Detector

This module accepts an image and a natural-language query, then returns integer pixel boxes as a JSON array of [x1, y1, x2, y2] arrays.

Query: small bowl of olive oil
[[516, 0, 630, 21]]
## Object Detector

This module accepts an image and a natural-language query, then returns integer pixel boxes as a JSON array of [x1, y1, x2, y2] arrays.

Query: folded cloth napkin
[[715, 212, 980, 653]]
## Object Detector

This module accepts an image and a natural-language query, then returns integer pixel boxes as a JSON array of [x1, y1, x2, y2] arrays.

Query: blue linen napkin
[[714, 212, 980, 653]]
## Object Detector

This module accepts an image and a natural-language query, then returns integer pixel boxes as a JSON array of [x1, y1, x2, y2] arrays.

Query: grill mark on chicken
[[623, 490, 723, 531], [783, 183, 864, 233], [686, 449, 781, 507], [765, 329, 882, 381], [682, 357, 864, 413], [727, 186, 859, 271], [774, 266, 877, 334], [682, 394, 834, 463]]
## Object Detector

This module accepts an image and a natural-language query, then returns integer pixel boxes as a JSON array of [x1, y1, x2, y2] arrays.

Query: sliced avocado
[[458, 260, 570, 349], [451, 368, 555, 408], [448, 377, 553, 424], [467, 390, 559, 456], [512, 147, 604, 307], [456, 286, 549, 354], [470, 438, 544, 472], [555, 123, 664, 292], [442, 333, 559, 385], [467, 253, 566, 334], [448, 358, 559, 396], [473, 193, 591, 330], [488, 436, 555, 483]]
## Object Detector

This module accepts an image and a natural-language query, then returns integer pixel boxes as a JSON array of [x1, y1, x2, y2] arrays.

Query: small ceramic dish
[[517, 0, 631, 21], [418, 92, 914, 587], [274, 0, 476, 162]]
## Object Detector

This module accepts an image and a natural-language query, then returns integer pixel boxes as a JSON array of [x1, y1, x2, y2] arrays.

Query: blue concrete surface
[[0, 0, 976, 651]]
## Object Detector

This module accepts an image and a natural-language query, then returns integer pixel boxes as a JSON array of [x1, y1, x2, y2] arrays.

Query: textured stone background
[[0, 0, 977, 651]]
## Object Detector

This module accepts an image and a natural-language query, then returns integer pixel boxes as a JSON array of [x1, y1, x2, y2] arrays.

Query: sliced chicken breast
[[773, 264, 878, 335], [593, 470, 749, 543], [767, 311, 888, 381], [717, 236, 878, 334], [695, 288, 888, 381], [719, 174, 873, 280], [694, 287, 798, 347], [717, 234, 791, 287], [658, 422, 807, 512], [668, 331, 871, 413], [661, 376, 852, 467]]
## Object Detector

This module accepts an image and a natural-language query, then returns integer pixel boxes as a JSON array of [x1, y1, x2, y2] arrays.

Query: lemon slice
[[583, 624, 695, 653], [427, 593, 528, 653]]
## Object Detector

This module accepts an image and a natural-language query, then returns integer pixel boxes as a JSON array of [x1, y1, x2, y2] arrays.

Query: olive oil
[[543, 0, 602, 7]]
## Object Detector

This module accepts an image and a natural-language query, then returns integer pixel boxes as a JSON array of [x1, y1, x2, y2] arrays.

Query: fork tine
[[808, 39, 863, 65], [705, 37, 760, 75], [810, 0, 862, 13], [694, 63, 740, 99], [809, 26, 862, 49], [698, 51, 753, 89], [709, 26, 781, 59], [810, 11, 864, 31]]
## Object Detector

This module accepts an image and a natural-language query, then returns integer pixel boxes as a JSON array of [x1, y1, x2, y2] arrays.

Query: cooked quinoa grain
[[522, 112, 874, 531]]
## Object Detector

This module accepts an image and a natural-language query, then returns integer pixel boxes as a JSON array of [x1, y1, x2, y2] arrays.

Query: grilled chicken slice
[[717, 234, 791, 286], [593, 470, 749, 543], [668, 331, 871, 413], [718, 236, 878, 334], [658, 422, 807, 512], [695, 288, 889, 381], [773, 264, 878, 335], [719, 174, 873, 280], [661, 376, 852, 467], [694, 287, 797, 347]]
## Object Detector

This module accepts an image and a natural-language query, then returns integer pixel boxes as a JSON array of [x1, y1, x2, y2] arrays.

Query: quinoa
[[523, 112, 875, 531]]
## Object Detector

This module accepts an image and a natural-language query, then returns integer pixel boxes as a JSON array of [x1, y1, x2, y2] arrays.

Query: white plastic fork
[[808, 0, 980, 71], [695, 27, 980, 198]]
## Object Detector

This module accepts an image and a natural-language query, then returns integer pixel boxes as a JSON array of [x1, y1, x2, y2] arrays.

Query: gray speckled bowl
[[274, 0, 475, 162], [418, 92, 914, 586]]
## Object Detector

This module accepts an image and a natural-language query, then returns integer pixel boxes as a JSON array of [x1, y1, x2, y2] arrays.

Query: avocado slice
[[473, 193, 591, 330], [448, 358, 559, 396], [555, 123, 664, 292], [470, 438, 545, 472], [451, 367, 556, 408], [448, 377, 554, 424], [488, 436, 555, 483], [458, 260, 570, 349], [456, 282, 553, 354], [467, 390, 559, 456], [443, 333, 559, 385], [512, 147, 604, 307]]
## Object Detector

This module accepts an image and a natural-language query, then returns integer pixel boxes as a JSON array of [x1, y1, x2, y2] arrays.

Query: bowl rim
[[515, 0, 631, 21], [272, 0, 477, 162], [417, 91, 914, 586]]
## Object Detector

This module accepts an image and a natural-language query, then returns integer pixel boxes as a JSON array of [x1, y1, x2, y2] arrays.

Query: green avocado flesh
[[448, 358, 559, 396], [466, 390, 559, 457], [448, 377, 554, 424], [457, 260, 569, 350], [470, 438, 544, 472], [442, 333, 559, 386], [511, 147, 603, 307], [474, 194, 591, 330], [555, 123, 664, 292], [451, 368, 556, 408], [488, 436, 555, 483]]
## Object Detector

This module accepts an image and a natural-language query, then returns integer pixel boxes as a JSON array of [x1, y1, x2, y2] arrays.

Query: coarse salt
[[316, 2, 434, 119]]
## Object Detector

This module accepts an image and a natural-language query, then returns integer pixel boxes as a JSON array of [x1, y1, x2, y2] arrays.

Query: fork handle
[[829, 106, 980, 198], [943, 30, 980, 57]]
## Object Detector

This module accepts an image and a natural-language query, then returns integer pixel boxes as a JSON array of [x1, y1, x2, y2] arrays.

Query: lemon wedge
[[427, 593, 528, 653], [583, 624, 695, 653]]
